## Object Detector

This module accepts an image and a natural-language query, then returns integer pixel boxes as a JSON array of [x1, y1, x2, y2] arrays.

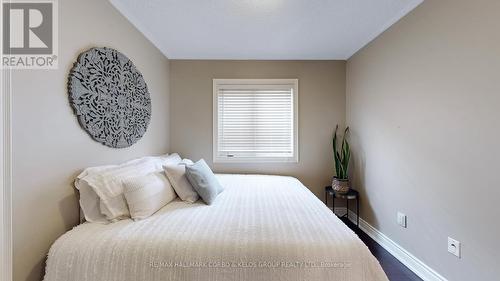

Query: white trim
[[345, 0, 424, 59], [0, 68, 13, 281], [212, 79, 299, 164], [1, 2, 14, 279], [331, 208, 448, 281]]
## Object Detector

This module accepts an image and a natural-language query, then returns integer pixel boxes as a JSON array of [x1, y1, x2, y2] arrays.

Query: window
[[213, 79, 298, 163]]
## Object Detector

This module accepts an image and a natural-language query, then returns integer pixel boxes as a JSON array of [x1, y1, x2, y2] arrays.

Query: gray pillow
[[185, 159, 223, 205]]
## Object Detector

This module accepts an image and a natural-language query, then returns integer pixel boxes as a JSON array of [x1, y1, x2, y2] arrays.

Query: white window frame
[[213, 79, 299, 163]]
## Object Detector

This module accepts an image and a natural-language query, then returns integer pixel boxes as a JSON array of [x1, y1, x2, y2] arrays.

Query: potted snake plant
[[332, 125, 350, 194]]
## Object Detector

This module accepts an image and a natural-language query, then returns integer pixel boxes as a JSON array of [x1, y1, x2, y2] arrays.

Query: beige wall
[[11, 1, 170, 280], [12, 0, 499, 280], [170, 60, 345, 198], [346, 0, 500, 280]]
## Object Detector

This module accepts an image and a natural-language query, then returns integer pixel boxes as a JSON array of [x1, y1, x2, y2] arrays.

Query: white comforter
[[44, 174, 388, 281]]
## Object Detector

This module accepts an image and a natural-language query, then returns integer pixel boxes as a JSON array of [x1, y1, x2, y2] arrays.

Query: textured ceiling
[[110, 0, 423, 60]]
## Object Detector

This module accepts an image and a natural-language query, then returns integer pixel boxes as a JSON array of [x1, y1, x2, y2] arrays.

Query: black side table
[[325, 186, 359, 227]]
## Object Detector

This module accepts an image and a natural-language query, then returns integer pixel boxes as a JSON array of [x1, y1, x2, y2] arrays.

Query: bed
[[44, 174, 388, 281]]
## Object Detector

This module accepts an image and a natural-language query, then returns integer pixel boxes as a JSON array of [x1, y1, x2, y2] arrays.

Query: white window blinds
[[213, 79, 298, 163]]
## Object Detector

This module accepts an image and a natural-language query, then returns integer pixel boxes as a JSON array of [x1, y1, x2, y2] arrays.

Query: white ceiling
[[110, 0, 422, 60]]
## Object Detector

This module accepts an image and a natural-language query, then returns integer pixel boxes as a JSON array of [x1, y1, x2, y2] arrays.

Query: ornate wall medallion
[[68, 47, 151, 148]]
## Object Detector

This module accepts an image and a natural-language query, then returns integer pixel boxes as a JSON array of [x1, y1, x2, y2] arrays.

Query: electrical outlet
[[448, 237, 461, 258], [397, 212, 407, 228]]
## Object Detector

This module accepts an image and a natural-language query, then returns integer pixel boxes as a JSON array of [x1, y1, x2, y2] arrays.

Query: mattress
[[44, 174, 388, 281]]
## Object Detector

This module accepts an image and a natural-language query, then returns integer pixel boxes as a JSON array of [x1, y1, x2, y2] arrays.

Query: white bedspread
[[44, 174, 388, 281]]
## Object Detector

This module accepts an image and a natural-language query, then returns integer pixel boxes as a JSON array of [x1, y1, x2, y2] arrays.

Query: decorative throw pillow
[[185, 159, 224, 205], [180, 158, 194, 165], [75, 177, 110, 224], [163, 159, 199, 203], [123, 172, 177, 221], [76, 153, 176, 222]]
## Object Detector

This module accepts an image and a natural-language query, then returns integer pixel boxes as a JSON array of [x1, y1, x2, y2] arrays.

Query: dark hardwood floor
[[341, 218, 422, 281]]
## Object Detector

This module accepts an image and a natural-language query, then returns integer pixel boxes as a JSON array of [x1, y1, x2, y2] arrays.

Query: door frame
[[1, 67, 13, 281]]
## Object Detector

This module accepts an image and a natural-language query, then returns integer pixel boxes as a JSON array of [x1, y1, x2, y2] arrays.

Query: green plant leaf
[[338, 155, 346, 179], [333, 125, 351, 179], [343, 142, 350, 176], [338, 126, 350, 179], [333, 125, 339, 176], [336, 151, 345, 178]]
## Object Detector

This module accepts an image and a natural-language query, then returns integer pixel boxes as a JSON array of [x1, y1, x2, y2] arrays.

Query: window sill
[[213, 157, 299, 164]]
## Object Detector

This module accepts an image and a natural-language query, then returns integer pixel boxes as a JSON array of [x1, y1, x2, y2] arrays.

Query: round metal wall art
[[68, 47, 151, 148]]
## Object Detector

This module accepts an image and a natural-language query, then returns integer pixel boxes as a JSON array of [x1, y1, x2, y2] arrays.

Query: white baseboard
[[332, 207, 447, 281]]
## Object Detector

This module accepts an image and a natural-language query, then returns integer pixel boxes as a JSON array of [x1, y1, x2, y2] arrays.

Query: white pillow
[[75, 177, 110, 224], [76, 153, 180, 222], [123, 172, 177, 221], [75, 164, 116, 224], [163, 159, 199, 203], [181, 158, 194, 165]]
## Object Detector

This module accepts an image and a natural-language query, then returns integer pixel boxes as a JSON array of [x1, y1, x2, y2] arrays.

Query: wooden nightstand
[[325, 186, 359, 227]]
